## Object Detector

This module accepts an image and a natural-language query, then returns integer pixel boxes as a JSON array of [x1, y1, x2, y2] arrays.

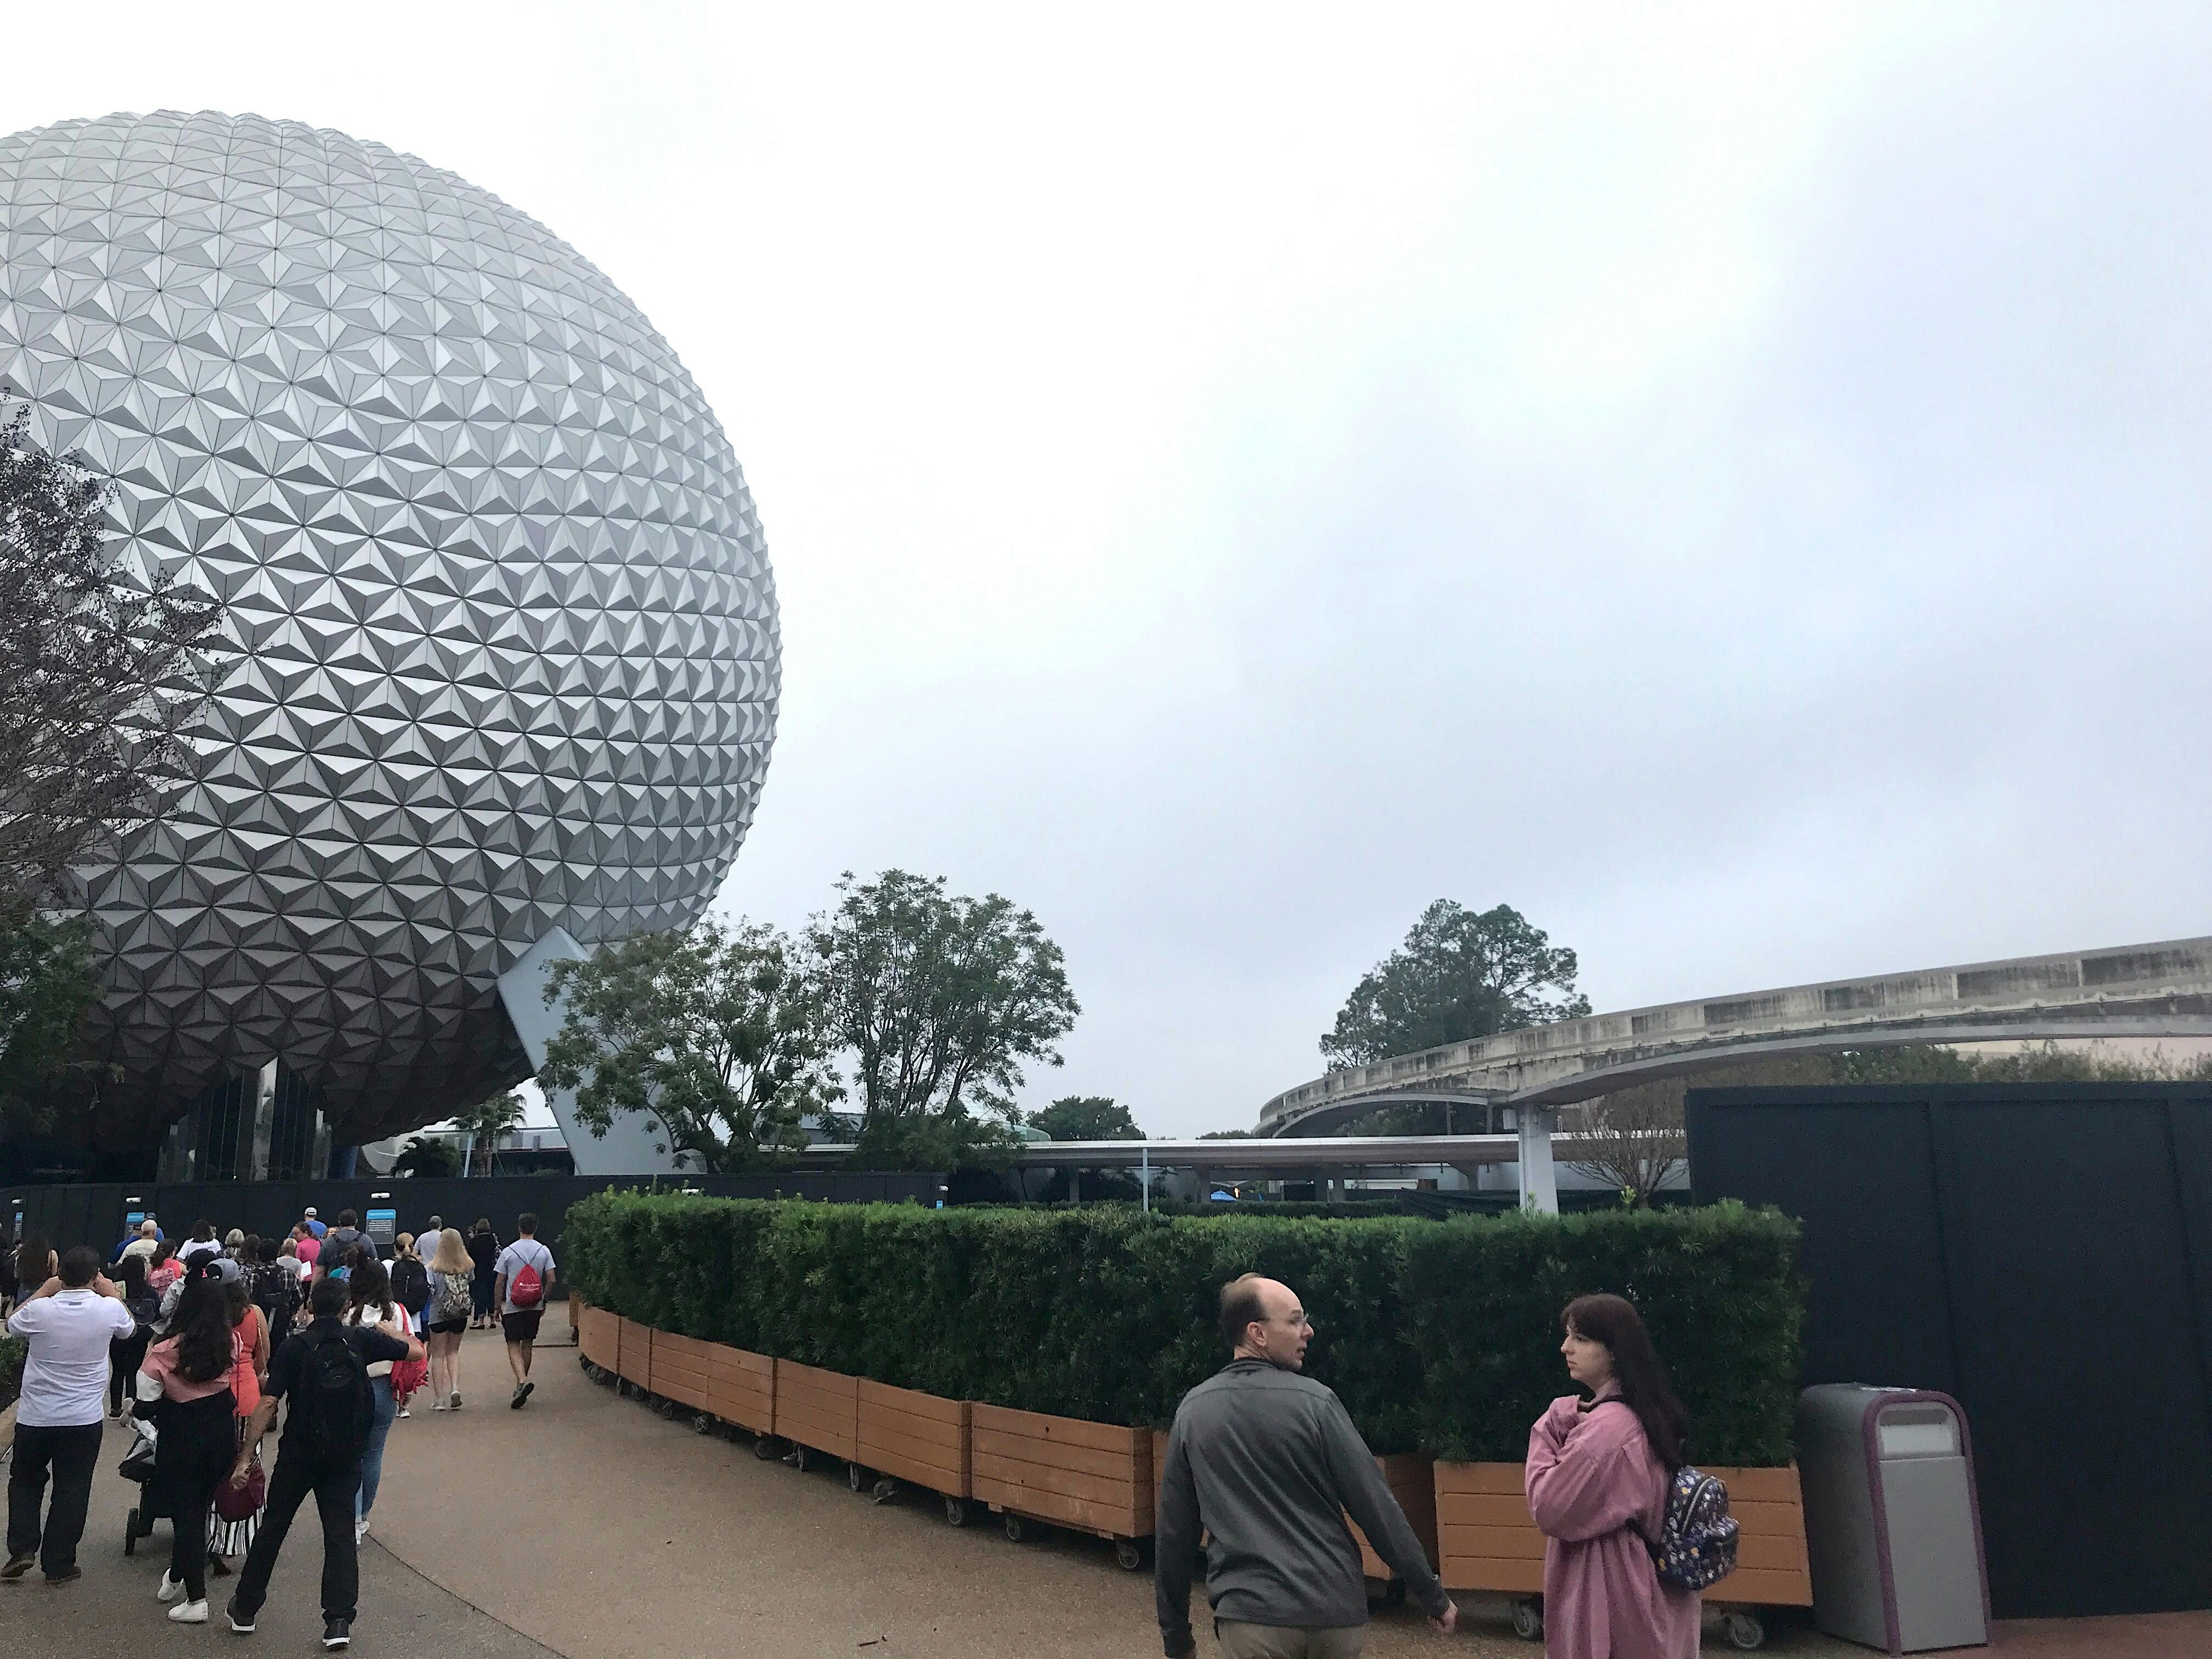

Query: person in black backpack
[[222, 1273, 422, 1649], [246, 1235, 300, 1336]]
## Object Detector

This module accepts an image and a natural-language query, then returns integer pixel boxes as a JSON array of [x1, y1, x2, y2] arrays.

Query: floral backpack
[[1600, 1401, 1740, 1590], [433, 1270, 472, 1322], [1644, 1464, 1739, 1590]]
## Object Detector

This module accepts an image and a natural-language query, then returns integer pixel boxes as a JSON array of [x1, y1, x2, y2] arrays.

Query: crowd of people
[[10, 1202, 1709, 1659], [3, 1207, 557, 1650]]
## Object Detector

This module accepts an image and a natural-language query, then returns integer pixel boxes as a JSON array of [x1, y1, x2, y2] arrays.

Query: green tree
[[808, 869, 1079, 1169], [450, 1090, 524, 1176], [392, 1134, 462, 1178], [0, 913, 104, 1134], [1, 402, 228, 930], [1030, 1095, 1142, 1141], [537, 920, 830, 1173], [1322, 900, 1589, 1069]]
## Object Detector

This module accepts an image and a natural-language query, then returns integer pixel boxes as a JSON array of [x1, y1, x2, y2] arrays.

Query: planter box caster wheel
[[1511, 1597, 1544, 1642], [1720, 1611, 1765, 1651], [1002, 1511, 1043, 1543], [692, 1414, 716, 1435], [752, 1435, 780, 1461], [785, 1443, 809, 1472], [846, 1462, 867, 1493], [943, 1497, 969, 1527], [1115, 1539, 1146, 1572], [871, 1478, 898, 1504]]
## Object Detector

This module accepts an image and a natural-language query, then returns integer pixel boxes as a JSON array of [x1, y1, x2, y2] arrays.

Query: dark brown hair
[[170, 1273, 235, 1384], [1562, 1293, 1692, 1470], [1217, 1273, 1267, 1350]]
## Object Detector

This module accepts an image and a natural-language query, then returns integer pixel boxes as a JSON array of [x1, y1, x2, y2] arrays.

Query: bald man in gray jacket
[[1155, 1274, 1457, 1659]]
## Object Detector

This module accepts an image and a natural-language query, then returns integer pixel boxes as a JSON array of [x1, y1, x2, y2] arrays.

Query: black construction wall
[[1688, 1084, 2212, 1620], [3, 1170, 944, 1272]]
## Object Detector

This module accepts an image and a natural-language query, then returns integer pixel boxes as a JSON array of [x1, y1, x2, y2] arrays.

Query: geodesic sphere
[[0, 111, 780, 1146]]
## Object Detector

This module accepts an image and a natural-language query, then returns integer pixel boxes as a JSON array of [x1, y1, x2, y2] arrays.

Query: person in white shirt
[[176, 1221, 223, 1271], [5, 1246, 137, 1584], [491, 1214, 556, 1409]]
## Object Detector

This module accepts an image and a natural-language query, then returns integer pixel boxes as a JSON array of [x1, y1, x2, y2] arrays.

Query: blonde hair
[[429, 1226, 473, 1277]]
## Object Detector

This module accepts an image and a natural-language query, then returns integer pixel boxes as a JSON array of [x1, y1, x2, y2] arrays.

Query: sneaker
[[323, 1615, 351, 1648], [170, 1598, 211, 1623], [449, 1392, 462, 1409], [396, 1407, 410, 1419], [510, 1383, 527, 1409], [158, 1570, 185, 1602], [431, 1401, 449, 1412], [518, 1380, 534, 1406], [354, 1516, 370, 1543], [44, 1566, 81, 1586], [225, 1595, 256, 1633], [2, 1554, 36, 1581]]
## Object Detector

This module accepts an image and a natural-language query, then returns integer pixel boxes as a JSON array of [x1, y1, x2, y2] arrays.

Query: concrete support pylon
[[1517, 1107, 1560, 1214]]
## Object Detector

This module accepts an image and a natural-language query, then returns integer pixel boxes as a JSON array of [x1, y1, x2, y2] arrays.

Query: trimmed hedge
[[565, 1194, 1801, 1464], [1405, 1204, 1803, 1464]]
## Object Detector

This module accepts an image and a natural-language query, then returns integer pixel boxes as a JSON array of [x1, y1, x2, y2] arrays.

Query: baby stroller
[[119, 1410, 163, 1555]]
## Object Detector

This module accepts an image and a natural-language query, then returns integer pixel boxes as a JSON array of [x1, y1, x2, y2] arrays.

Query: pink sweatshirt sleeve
[[1526, 1401, 1652, 1543]]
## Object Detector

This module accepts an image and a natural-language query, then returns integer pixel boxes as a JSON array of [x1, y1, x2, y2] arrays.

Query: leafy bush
[[0, 1333, 24, 1412], [1406, 1201, 1803, 1465], [565, 1193, 1802, 1463]]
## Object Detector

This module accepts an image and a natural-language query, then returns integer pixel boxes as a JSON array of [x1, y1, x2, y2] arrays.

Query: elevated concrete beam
[[1258, 935, 2212, 1138]]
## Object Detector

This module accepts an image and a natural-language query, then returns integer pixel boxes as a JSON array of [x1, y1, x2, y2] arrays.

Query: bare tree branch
[[1565, 1079, 1688, 1206]]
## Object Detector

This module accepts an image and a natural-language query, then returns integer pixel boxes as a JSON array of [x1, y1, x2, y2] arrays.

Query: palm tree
[[451, 1091, 524, 1176]]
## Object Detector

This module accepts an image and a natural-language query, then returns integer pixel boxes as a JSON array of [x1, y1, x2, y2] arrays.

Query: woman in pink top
[[1525, 1293, 1700, 1659], [138, 1270, 244, 1624], [146, 1239, 182, 1296]]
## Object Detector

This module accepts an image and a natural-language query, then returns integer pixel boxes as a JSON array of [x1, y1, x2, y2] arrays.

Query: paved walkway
[[8, 1325, 2209, 1657], [0, 1410, 555, 1658], [360, 1329, 1849, 1659]]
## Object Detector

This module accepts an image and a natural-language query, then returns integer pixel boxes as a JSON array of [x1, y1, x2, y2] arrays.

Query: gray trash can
[[1795, 1386, 1989, 1653]]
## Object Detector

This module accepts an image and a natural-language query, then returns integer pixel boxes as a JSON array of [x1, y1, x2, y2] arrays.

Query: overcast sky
[[15, 5, 2210, 1136]]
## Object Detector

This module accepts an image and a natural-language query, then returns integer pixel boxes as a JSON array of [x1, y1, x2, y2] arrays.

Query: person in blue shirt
[[299, 1209, 326, 1241]]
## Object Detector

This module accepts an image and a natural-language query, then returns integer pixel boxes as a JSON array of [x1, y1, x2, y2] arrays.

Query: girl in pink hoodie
[[1525, 1293, 1701, 1659]]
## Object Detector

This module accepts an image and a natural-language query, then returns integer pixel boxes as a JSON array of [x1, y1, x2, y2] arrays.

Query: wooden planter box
[[1350, 1453, 1438, 1582], [973, 1403, 1153, 1541], [1433, 1461, 1812, 1606], [577, 1305, 620, 1373], [648, 1330, 714, 1412], [775, 1359, 859, 1462], [706, 1345, 775, 1435], [616, 1318, 653, 1389], [857, 1379, 971, 1499]]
